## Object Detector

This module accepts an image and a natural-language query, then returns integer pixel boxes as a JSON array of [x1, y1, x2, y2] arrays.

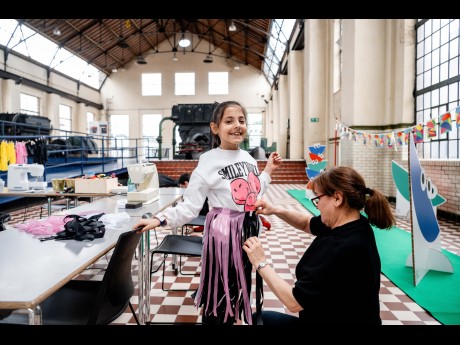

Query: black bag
[[0, 212, 11, 231], [40, 213, 106, 242]]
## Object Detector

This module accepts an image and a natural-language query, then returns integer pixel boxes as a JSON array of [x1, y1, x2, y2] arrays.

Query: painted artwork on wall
[[305, 144, 327, 198]]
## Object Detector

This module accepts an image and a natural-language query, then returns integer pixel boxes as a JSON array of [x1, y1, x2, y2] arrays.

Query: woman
[[243, 166, 395, 325]]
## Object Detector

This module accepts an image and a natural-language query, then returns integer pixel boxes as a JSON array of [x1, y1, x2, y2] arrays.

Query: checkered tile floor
[[5, 184, 460, 325]]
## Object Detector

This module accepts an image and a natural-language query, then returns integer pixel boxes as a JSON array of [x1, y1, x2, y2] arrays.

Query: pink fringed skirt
[[194, 207, 260, 325]]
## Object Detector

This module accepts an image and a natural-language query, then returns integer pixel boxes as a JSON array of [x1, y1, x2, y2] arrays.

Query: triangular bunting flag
[[456, 107, 460, 128], [440, 112, 452, 134], [414, 124, 424, 143], [426, 119, 437, 138]]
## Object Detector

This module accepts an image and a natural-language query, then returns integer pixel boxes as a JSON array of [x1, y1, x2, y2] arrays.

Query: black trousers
[[202, 313, 236, 325]]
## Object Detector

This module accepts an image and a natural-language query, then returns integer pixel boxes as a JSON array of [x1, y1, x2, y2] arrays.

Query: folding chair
[[150, 234, 203, 292], [179, 215, 205, 274], [181, 215, 206, 235]]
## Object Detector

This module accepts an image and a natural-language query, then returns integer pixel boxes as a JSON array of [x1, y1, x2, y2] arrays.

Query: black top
[[292, 215, 382, 324]]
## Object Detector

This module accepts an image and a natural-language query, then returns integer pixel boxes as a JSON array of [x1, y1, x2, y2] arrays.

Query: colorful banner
[[335, 105, 460, 149]]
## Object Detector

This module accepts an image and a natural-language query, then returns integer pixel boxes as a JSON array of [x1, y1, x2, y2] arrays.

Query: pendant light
[[137, 22, 147, 65], [178, 32, 190, 48], [229, 20, 236, 32], [203, 33, 213, 63]]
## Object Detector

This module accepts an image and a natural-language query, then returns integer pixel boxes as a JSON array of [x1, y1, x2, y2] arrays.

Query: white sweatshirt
[[163, 147, 272, 227]]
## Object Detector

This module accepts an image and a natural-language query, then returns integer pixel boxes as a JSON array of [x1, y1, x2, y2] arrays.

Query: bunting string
[[335, 106, 460, 150]]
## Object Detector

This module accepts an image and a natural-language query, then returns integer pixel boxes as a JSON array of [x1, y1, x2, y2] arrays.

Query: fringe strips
[[194, 208, 261, 325]]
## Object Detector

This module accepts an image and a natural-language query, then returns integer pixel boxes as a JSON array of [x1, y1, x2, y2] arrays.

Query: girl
[[133, 101, 282, 325]]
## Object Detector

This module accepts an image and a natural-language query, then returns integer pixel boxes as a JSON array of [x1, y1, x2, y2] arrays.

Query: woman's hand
[[255, 198, 278, 216], [132, 218, 160, 233], [242, 236, 267, 268]]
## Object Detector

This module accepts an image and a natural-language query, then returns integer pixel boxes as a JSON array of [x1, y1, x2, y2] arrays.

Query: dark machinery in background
[[171, 103, 217, 160], [156, 103, 255, 160], [48, 137, 98, 159], [0, 113, 52, 136]]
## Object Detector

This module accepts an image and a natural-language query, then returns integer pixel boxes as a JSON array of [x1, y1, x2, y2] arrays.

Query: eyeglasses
[[310, 194, 326, 208]]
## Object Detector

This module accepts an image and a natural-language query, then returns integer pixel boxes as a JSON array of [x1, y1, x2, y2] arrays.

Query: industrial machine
[[127, 163, 159, 204], [172, 103, 216, 159], [7, 163, 48, 191]]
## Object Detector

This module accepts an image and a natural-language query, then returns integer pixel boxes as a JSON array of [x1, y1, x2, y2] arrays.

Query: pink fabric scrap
[[15, 215, 68, 235], [14, 210, 106, 236]]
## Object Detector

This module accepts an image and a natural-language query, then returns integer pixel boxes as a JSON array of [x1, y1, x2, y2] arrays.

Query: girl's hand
[[270, 152, 282, 166], [132, 218, 160, 233], [264, 152, 282, 175]]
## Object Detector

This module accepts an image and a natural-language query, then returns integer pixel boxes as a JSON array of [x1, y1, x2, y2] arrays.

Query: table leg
[[137, 231, 151, 325], [29, 306, 42, 325], [170, 201, 180, 270], [172, 226, 178, 269], [11, 306, 42, 325], [47, 197, 52, 216]]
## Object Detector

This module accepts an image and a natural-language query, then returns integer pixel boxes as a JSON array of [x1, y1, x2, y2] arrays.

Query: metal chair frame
[[150, 233, 202, 292]]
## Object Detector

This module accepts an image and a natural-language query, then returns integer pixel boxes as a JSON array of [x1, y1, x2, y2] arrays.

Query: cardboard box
[[74, 178, 118, 194]]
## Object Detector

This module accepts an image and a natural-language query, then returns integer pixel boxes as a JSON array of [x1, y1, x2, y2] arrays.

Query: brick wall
[[338, 138, 460, 219], [421, 160, 460, 217], [152, 159, 308, 184]]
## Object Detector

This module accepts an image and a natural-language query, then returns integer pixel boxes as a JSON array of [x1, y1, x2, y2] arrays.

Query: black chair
[[179, 215, 206, 275], [0, 230, 141, 325], [181, 215, 206, 236], [150, 234, 203, 292]]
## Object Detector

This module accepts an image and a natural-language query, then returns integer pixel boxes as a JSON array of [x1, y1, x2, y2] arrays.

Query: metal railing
[[0, 119, 160, 180]]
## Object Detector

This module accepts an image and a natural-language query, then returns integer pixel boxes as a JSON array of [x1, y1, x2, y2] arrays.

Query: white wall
[[100, 39, 270, 151], [0, 50, 102, 134]]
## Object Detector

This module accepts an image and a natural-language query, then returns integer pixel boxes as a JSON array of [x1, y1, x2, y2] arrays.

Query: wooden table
[[0, 190, 182, 325], [0, 188, 114, 216]]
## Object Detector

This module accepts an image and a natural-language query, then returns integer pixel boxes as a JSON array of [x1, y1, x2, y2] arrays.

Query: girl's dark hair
[[210, 101, 247, 148], [311, 166, 395, 230]]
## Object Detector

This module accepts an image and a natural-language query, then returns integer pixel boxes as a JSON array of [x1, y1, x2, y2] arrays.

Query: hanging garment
[[15, 141, 28, 164], [0, 141, 7, 171], [194, 208, 262, 325], [6, 141, 16, 165]]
